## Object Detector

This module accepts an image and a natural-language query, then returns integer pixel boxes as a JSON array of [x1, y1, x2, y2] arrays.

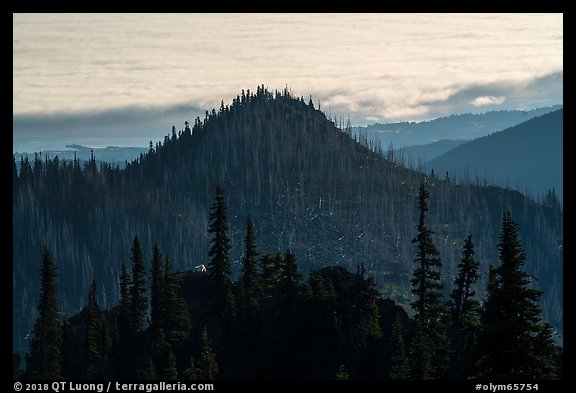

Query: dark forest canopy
[[13, 86, 562, 361], [18, 187, 560, 380]]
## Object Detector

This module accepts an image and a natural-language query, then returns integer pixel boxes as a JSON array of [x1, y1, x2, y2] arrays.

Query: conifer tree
[[182, 357, 200, 380], [222, 287, 238, 362], [26, 246, 62, 379], [234, 219, 264, 378], [129, 235, 148, 334], [61, 319, 78, 379], [207, 185, 231, 293], [99, 313, 112, 372], [409, 183, 449, 378], [163, 350, 178, 380], [223, 288, 237, 321], [389, 314, 410, 380], [447, 235, 480, 378], [530, 323, 559, 379], [118, 263, 132, 341], [307, 270, 336, 302], [240, 216, 260, 314], [162, 255, 191, 345], [150, 243, 163, 329], [259, 253, 282, 299], [409, 320, 433, 380], [198, 327, 219, 380], [304, 270, 338, 378], [19, 155, 32, 184], [477, 211, 558, 379], [150, 328, 178, 380], [449, 235, 480, 323], [85, 279, 103, 378], [351, 263, 382, 342], [113, 261, 137, 378], [280, 250, 302, 301], [345, 263, 382, 373]]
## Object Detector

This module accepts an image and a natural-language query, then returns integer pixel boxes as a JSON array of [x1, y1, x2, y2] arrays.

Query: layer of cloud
[[13, 104, 204, 152], [471, 96, 506, 107], [13, 13, 562, 145]]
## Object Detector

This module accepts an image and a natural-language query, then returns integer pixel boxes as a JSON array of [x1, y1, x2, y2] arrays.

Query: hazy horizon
[[13, 13, 563, 151]]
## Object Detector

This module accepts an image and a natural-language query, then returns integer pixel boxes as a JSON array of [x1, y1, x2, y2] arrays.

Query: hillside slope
[[428, 109, 563, 204], [393, 139, 467, 166]]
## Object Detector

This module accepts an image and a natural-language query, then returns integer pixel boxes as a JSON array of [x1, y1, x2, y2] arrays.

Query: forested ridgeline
[[18, 185, 560, 380], [13, 87, 563, 357]]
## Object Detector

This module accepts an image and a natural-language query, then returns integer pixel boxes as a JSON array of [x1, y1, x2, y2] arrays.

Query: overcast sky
[[13, 13, 563, 150]]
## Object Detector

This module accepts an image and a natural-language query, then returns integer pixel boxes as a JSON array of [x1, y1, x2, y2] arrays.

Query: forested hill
[[428, 109, 563, 204], [13, 87, 563, 356]]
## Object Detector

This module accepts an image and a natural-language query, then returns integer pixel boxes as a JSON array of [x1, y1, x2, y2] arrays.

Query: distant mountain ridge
[[393, 139, 467, 165], [14, 144, 148, 168], [428, 109, 563, 204], [353, 105, 562, 148]]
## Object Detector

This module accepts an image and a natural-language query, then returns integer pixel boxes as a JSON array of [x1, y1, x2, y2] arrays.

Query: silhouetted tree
[[129, 235, 148, 334], [410, 183, 449, 378], [477, 211, 558, 379], [447, 235, 480, 378], [162, 255, 191, 345], [409, 320, 432, 380], [240, 216, 260, 315], [86, 282, 111, 378], [26, 247, 62, 379], [198, 327, 219, 380], [61, 319, 79, 379], [449, 235, 480, 323], [182, 357, 200, 380], [279, 250, 303, 312], [389, 314, 410, 379], [84, 279, 104, 378], [150, 328, 178, 380], [346, 263, 381, 374], [117, 264, 132, 341], [207, 185, 231, 294], [150, 243, 163, 329], [259, 253, 282, 299]]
